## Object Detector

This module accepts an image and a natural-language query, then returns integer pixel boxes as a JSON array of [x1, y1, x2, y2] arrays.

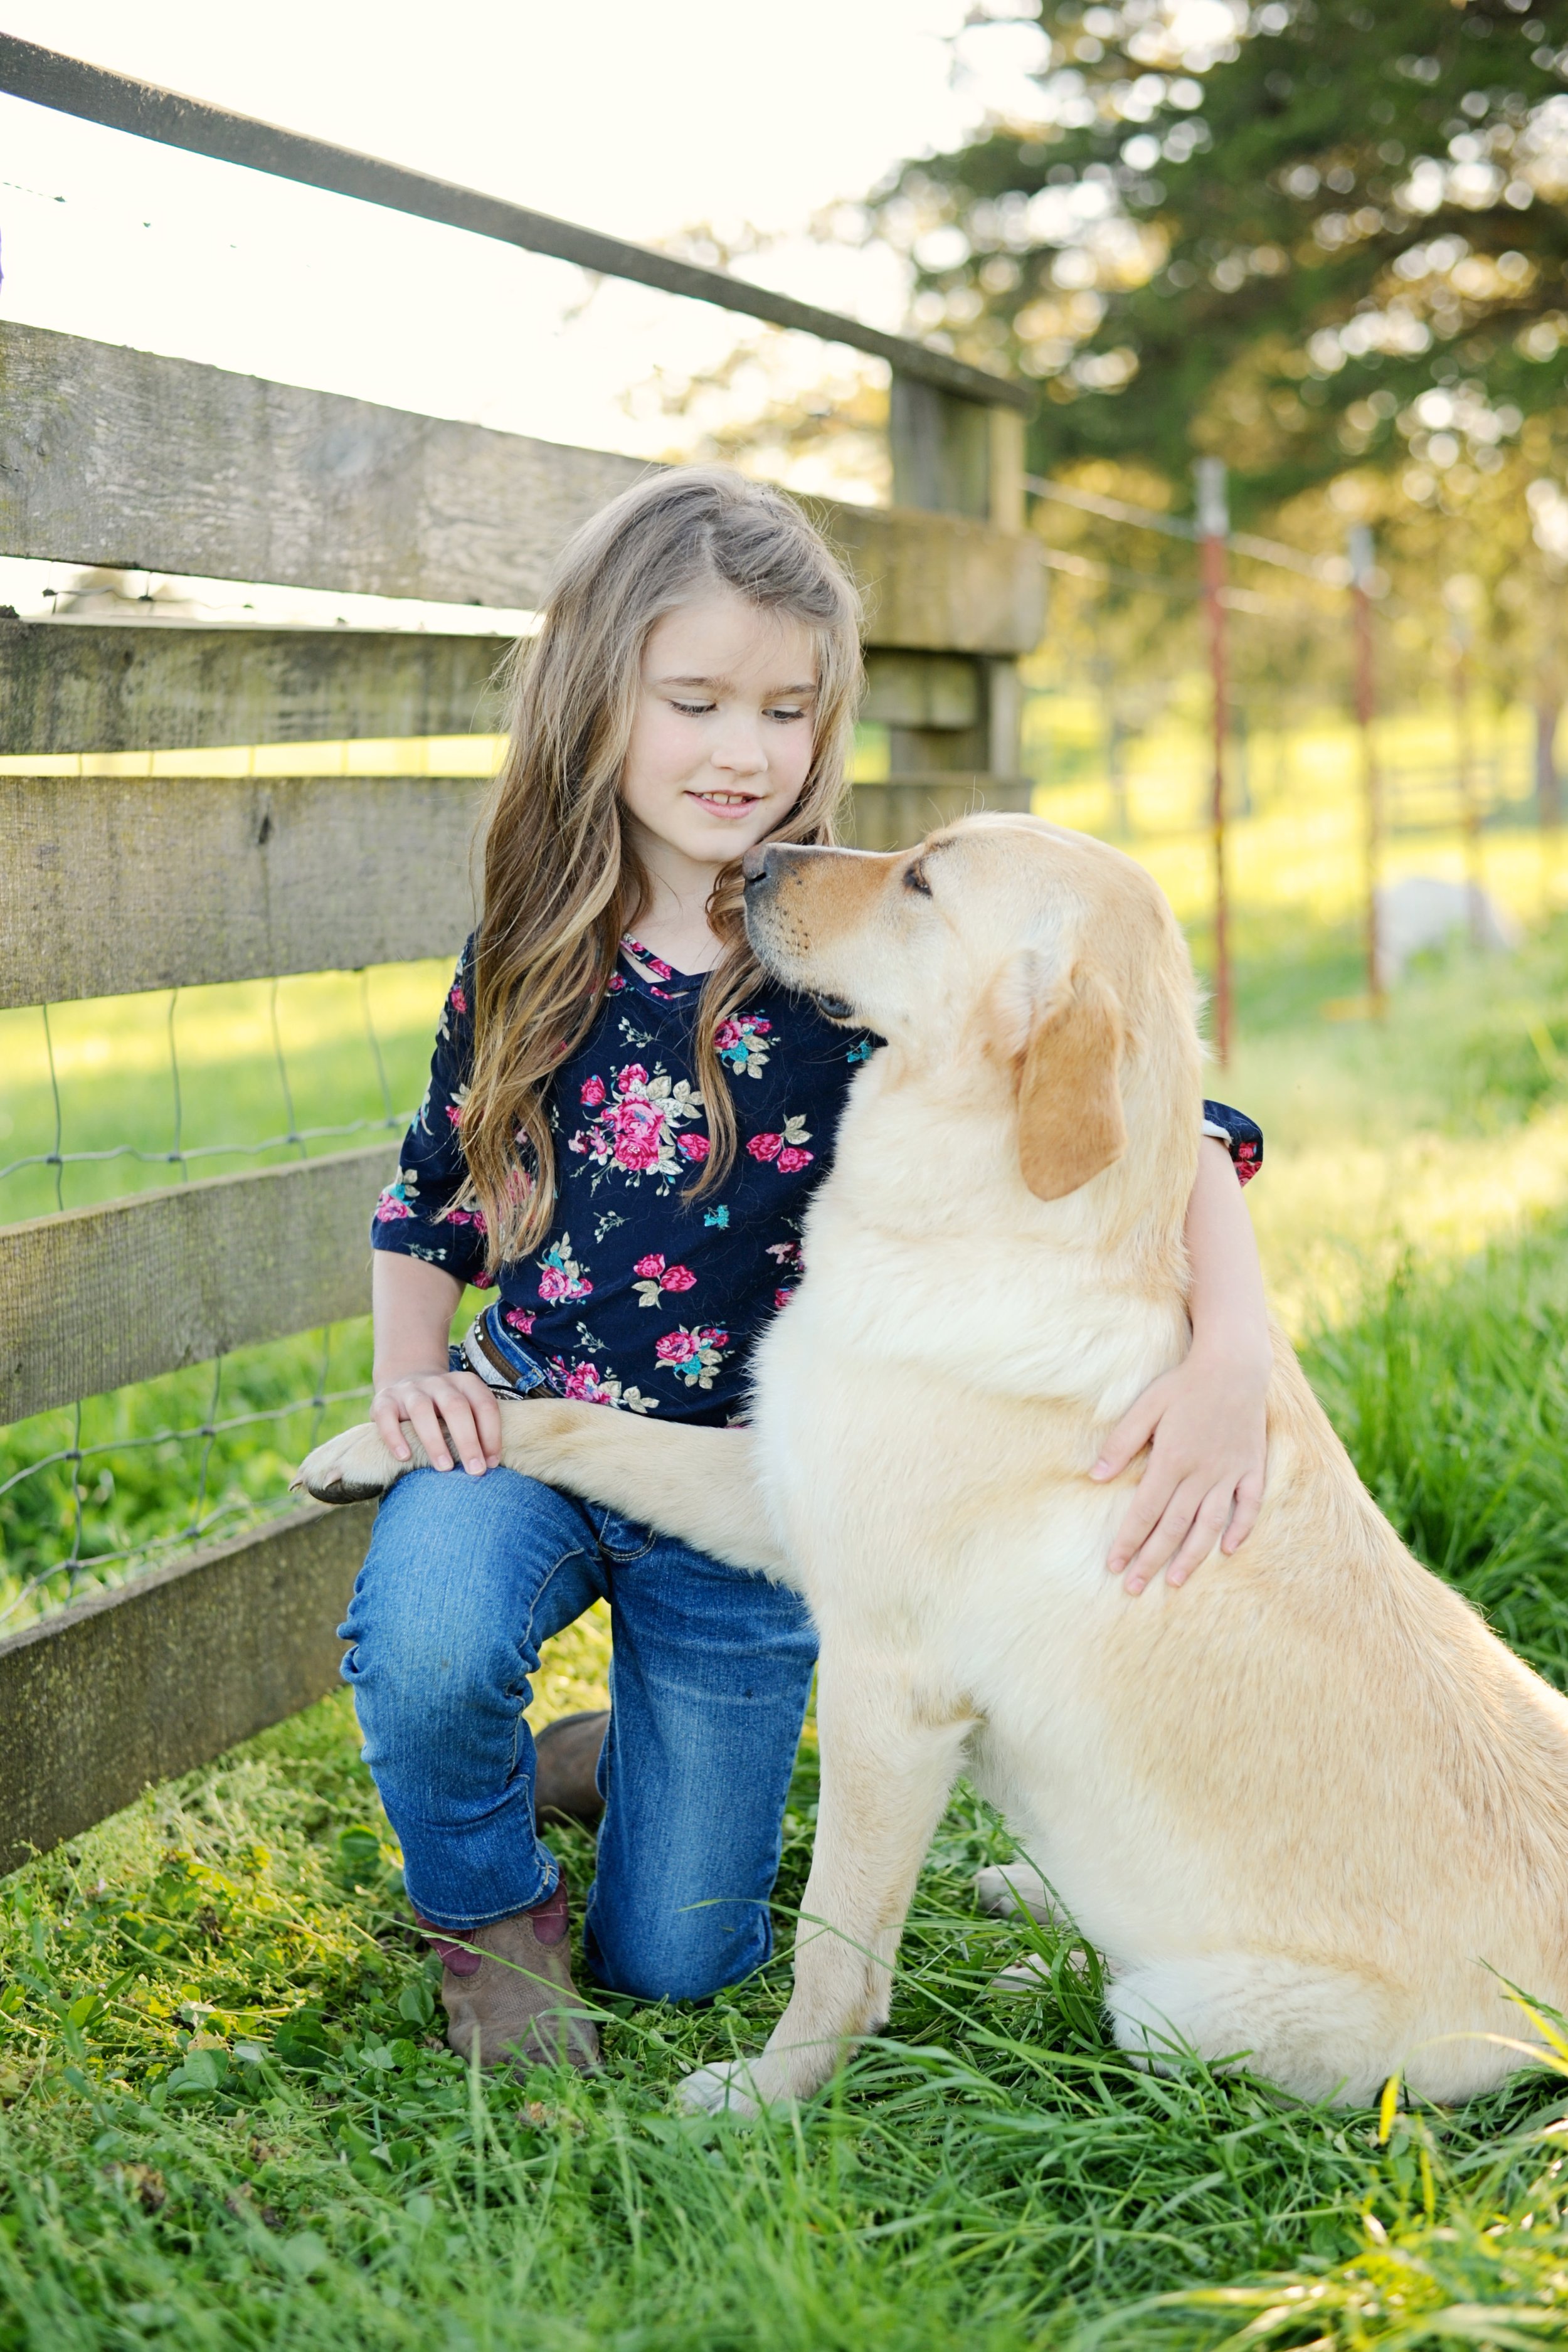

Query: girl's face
[[620, 588, 818, 874]]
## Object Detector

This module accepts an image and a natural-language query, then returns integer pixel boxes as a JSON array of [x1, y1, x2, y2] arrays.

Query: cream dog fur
[[300, 817, 1568, 2112]]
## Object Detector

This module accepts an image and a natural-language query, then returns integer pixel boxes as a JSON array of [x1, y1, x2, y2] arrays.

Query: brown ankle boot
[[418, 1885, 600, 2074], [534, 1709, 609, 1831]]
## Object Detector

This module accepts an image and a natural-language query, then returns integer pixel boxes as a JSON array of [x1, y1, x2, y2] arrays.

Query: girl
[[338, 467, 1271, 2074]]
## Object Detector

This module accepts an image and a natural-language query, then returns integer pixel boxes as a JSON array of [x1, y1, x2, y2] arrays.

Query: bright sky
[[0, 1, 1047, 460]]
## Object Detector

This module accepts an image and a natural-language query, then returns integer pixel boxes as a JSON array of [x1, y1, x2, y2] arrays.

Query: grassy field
[[9, 735, 1568, 2341], [4, 1207, 1568, 2348]]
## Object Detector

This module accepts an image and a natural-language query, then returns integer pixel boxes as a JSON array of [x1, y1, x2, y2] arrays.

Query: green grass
[[6, 1218, 1568, 2346]]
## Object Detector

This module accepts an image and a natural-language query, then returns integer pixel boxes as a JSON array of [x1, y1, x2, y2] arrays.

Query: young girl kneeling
[[339, 467, 1271, 2073]]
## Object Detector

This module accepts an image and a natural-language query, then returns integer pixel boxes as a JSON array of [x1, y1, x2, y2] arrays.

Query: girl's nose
[[710, 712, 768, 776]]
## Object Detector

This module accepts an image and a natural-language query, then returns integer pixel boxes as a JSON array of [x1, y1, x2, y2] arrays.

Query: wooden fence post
[[868, 374, 1032, 851]]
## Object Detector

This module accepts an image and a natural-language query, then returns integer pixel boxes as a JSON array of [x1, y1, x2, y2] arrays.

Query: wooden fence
[[0, 40, 1044, 1876]]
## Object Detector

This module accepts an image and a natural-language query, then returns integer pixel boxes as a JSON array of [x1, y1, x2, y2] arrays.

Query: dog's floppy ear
[[1013, 960, 1128, 1201]]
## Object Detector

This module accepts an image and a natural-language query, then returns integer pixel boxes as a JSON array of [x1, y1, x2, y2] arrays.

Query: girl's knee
[[340, 1468, 576, 1739]]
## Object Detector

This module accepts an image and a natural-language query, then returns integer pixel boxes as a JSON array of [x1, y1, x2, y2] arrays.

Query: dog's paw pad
[[293, 1425, 405, 1506]]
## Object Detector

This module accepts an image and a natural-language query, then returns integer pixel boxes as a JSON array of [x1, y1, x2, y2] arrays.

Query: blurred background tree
[[638, 1, 1568, 841], [864, 0, 1567, 526], [852, 0, 1568, 820]]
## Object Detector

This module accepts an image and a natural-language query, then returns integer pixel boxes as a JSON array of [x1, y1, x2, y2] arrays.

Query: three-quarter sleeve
[[370, 946, 492, 1283], [1201, 1099, 1263, 1187]]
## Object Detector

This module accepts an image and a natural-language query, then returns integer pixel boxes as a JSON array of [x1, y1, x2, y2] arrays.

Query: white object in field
[[1375, 875, 1520, 988]]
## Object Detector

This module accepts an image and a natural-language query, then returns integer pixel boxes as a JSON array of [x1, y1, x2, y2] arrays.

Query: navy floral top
[[371, 940, 1263, 1427]]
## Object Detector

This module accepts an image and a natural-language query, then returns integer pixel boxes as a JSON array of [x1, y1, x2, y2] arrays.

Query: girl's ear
[[1009, 958, 1128, 1202]]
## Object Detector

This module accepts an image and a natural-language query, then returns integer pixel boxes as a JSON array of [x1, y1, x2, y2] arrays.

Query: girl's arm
[[370, 1253, 502, 1477], [1091, 1137, 1271, 1595]]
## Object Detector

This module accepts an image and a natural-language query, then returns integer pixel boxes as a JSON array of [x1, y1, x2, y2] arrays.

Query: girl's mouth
[[687, 790, 762, 819]]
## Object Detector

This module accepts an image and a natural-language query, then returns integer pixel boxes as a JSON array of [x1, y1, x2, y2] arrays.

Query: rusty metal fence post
[[1195, 458, 1231, 1066], [1348, 527, 1384, 1015]]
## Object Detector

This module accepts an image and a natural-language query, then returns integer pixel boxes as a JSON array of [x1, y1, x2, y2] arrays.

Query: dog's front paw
[[292, 1421, 414, 1505], [677, 2060, 764, 2118]]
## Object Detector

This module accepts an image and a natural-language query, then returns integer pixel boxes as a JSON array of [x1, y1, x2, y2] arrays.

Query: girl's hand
[[371, 1368, 503, 1478], [1091, 1343, 1269, 1596]]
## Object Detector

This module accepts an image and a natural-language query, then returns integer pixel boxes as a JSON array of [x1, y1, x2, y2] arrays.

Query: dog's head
[[741, 815, 1199, 1205]]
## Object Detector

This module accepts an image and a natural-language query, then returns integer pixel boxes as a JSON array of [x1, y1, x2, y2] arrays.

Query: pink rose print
[[633, 1256, 697, 1308], [373, 1192, 412, 1220], [504, 1307, 536, 1336], [773, 1286, 797, 1311], [570, 1057, 704, 1189], [655, 1323, 729, 1390], [603, 1093, 665, 1172], [714, 1013, 775, 1078], [546, 1355, 658, 1414], [747, 1114, 812, 1172], [446, 1103, 464, 1126], [448, 985, 467, 1015], [536, 1234, 592, 1303], [678, 1133, 710, 1162]]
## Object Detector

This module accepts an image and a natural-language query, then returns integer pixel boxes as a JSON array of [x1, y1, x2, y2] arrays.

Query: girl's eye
[[671, 700, 716, 716], [904, 862, 933, 898], [764, 705, 807, 723]]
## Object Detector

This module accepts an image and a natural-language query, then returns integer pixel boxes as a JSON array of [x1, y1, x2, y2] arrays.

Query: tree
[[867, 0, 1568, 526]]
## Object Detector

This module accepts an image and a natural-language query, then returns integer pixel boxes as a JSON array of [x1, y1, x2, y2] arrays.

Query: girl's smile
[[686, 787, 764, 817]]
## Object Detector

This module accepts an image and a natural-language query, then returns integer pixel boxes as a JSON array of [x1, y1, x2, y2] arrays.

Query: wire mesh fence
[[0, 955, 455, 1633]]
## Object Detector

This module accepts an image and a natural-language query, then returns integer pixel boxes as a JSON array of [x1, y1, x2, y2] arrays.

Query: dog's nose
[[741, 843, 773, 886]]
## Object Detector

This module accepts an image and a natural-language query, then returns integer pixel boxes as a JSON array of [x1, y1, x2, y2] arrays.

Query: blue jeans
[[338, 1466, 818, 2003]]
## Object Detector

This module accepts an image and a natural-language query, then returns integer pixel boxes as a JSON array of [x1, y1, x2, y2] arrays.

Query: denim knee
[[339, 1466, 590, 1787]]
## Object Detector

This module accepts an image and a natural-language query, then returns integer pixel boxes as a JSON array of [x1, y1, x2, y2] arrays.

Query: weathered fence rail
[[0, 39, 1042, 1871], [1, 770, 489, 1002], [1, 633, 985, 761], [0, 1505, 373, 1877], [0, 1148, 396, 1426], [0, 623, 511, 757]]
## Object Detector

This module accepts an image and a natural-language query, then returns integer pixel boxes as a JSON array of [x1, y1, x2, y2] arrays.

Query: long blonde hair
[[459, 465, 864, 1265]]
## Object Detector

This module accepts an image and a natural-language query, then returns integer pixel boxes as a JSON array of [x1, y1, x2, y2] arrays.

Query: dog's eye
[[903, 862, 932, 898]]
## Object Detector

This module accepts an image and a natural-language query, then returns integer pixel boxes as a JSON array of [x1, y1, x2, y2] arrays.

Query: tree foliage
[[869, 0, 1568, 524]]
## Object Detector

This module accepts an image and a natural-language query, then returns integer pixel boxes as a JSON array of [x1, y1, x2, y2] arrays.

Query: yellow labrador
[[300, 817, 1568, 2111]]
